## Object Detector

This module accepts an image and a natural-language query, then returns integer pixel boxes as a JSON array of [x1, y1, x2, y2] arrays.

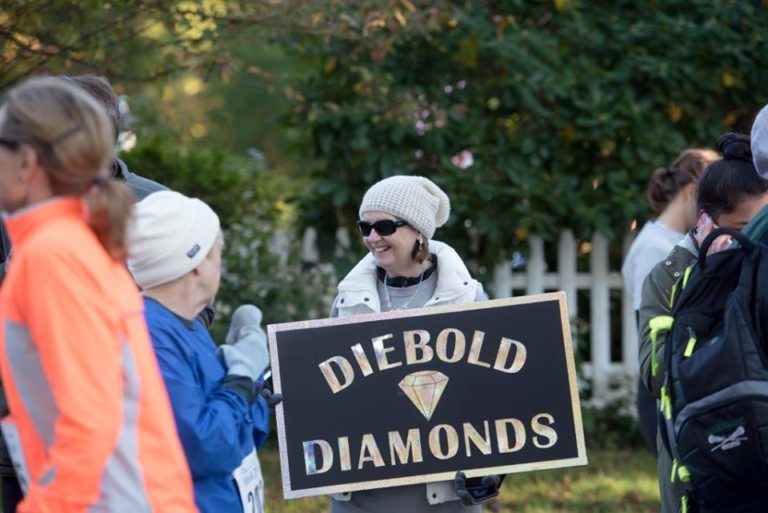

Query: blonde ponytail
[[85, 178, 135, 262]]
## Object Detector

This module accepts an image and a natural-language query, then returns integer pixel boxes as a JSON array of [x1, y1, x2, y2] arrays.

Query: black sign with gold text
[[268, 293, 587, 499]]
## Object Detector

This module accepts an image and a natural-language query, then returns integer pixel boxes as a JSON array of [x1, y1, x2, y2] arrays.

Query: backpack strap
[[699, 227, 754, 269], [669, 264, 695, 308], [649, 315, 674, 377]]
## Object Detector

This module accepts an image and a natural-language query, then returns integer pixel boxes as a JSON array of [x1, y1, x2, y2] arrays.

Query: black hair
[[697, 133, 768, 219]]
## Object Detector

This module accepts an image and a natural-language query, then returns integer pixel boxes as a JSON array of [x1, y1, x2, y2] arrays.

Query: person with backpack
[[0, 76, 197, 512], [638, 133, 768, 513], [623, 148, 718, 453]]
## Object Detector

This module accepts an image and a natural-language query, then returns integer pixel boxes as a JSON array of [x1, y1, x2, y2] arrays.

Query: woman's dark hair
[[647, 148, 719, 215], [411, 238, 430, 263], [697, 133, 768, 219], [62, 75, 121, 142]]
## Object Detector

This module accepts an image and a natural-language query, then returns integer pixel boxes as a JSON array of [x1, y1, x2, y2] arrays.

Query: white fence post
[[622, 232, 638, 372], [335, 227, 350, 258], [301, 227, 319, 264], [590, 233, 611, 400], [527, 236, 545, 295], [493, 261, 513, 299], [558, 230, 577, 324]]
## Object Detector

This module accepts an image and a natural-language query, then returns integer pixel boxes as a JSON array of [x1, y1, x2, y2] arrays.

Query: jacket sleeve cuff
[[221, 375, 261, 404]]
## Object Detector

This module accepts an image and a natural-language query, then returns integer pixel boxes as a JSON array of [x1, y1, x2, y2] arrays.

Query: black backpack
[[660, 227, 768, 513]]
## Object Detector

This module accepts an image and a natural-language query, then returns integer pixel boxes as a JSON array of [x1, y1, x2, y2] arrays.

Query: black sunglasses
[[357, 219, 409, 236], [0, 137, 19, 151]]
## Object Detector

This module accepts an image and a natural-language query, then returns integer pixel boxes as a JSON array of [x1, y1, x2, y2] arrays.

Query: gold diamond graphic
[[398, 370, 449, 421]]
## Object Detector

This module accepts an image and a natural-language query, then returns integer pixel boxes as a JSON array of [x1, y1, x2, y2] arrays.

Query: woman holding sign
[[329, 175, 502, 513]]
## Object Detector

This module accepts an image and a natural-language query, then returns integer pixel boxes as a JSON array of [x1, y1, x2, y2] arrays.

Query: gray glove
[[218, 305, 270, 381]]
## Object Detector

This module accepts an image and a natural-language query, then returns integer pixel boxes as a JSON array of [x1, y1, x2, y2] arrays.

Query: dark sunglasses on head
[[0, 137, 19, 151], [357, 219, 409, 236]]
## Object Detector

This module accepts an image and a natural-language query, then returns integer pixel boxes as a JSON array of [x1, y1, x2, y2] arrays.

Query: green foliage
[[571, 321, 644, 450], [122, 136, 255, 228], [1, 0, 212, 88], [0, 0, 325, 87], [283, 0, 768, 273], [581, 401, 645, 451], [121, 135, 336, 335]]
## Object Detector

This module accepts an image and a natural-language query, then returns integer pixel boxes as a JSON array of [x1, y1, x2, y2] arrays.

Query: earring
[[417, 239, 424, 254]]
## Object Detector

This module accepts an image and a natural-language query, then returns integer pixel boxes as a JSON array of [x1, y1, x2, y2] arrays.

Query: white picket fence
[[491, 230, 636, 402], [301, 228, 636, 403]]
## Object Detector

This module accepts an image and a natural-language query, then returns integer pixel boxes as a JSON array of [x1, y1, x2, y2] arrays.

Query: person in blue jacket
[[127, 190, 271, 513]]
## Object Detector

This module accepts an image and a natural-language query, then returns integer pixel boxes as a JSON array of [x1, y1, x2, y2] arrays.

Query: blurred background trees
[[283, 0, 768, 277], [2, 0, 768, 326]]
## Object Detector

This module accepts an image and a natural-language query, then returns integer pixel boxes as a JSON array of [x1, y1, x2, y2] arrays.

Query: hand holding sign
[[261, 387, 283, 408], [454, 471, 504, 505]]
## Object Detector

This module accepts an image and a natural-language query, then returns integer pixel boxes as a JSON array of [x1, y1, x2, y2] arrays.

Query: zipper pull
[[683, 327, 697, 358]]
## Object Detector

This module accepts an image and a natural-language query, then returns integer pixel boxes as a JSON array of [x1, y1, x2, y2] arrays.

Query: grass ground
[[260, 442, 660, 513]]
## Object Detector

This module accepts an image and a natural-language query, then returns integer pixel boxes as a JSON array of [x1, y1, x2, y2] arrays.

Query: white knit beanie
[[752, 104, 768, 179], [358, 175, 450, 239], [128, 191, 221, 289]]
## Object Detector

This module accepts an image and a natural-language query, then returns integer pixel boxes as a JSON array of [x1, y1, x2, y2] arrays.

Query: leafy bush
[[122, 135, 337, 336], [282, 0, 768, 276], [580, 369, 646, 450]]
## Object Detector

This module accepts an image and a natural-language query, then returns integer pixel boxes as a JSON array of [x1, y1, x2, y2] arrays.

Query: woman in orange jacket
[[0, 76, 197, 513]]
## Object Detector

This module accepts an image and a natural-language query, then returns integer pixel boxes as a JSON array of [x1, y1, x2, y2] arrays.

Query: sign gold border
[[268, 291, 588, 499]]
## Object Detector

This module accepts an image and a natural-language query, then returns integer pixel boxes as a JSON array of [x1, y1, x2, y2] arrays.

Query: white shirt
[[622, 220, 685, 310]]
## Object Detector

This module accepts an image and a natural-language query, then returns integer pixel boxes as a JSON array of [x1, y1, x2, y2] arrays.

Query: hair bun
[[716, 132, 752, 162]]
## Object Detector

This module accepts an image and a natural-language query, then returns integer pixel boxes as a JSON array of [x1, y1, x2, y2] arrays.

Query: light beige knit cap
[[358, 175, 450, 239], [128, 191, 221, 289]]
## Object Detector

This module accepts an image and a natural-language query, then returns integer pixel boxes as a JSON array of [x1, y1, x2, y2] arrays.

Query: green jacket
[[743, 204, 768, 242], [637, 234, 697, 513], [638, 236, 697, 398]]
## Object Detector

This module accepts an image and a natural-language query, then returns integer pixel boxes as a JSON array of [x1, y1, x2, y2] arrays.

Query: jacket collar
[[336, 250, 382, 311], [679, 231, 699, 257], [337, 240, 476, 310], [4, 197, 86, 247], [426, 241, 476, 305], [111, 158, 129, 181]]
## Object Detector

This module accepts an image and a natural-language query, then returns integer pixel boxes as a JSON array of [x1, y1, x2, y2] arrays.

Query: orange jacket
[[0, 198, 197, 513]]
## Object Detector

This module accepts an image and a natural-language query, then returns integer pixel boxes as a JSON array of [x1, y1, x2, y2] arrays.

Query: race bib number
[[1, 418, 30, 493], [233, 449, 264, 513]]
